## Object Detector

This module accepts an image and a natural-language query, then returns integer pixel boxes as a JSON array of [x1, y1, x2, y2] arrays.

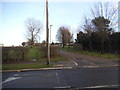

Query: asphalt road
[[60, 50, 118, 67], [2, 66, 119, 89]]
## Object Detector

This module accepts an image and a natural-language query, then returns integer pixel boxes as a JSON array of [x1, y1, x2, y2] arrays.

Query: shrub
[[40, 45, 60, 58], [2, 45, 60, 63], [27, 46, 45, 60], [50, 45, 60, 57], [2, 47, 28, 63]]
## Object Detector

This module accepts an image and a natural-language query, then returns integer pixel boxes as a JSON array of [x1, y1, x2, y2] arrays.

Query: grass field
[[61, 46, 119, 59]]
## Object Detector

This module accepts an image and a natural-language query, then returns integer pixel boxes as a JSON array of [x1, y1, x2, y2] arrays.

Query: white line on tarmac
[[13, 74, 19, 76], [81, 84, 119, 89], [78, 65, 118, 68], [2, 77, 21, 84], [54, 86, 71, 88], [72, 60, 78, 66]]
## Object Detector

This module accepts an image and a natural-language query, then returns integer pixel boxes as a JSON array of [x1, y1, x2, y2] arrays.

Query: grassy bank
[[2, 56, 66, 70], [2, 46, 60, 63], [27, 55, 66, 62], [61, 46, 118, 59], [2, 63, 52, 70]]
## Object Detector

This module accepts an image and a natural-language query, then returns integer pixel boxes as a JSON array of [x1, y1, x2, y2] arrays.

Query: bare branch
[[25, 18, 42, 45], [90, 2, 117, 30]]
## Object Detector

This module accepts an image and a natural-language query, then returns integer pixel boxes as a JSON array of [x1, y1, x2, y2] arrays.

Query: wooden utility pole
[[50, 25, 53, 43], [46, 0, 50, 65]]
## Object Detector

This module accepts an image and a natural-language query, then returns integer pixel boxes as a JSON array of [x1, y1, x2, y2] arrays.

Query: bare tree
[[90, 2, 118, 30], [81, 16, 94, 50], [25, 18, 42, 46], [82, 16, 93, 34], [56, 26, 73, 48]]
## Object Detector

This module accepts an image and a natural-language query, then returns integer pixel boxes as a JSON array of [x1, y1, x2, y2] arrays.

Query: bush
[[28, 46, 45, 60], [50, 45, 60, 57], [41, 45, 60, 58], [2, 45, 60, 63], [73, 43, 83, 50], [2, 47, 28, 63]]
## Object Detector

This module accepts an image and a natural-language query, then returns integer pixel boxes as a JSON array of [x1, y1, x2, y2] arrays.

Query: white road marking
[[72, 60, 78, 66], [78, 65, 119, 68], [82, 84, 119, 89], [13, 74, 19, 76], [54, 86, 71, 88], [2, 77, 21, 84], [63, 67, 72, 69]]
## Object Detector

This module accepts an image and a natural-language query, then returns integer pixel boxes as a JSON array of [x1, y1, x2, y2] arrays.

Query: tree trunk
[[31, 32, 34, 45]]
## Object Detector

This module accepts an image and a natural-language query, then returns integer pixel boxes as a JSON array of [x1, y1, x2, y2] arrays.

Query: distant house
[[34, 43, 42, 46]]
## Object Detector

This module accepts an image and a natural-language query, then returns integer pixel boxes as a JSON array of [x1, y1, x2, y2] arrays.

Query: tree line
[[23, 2, 119, 54], [56, 2, 119, 54], [75, 2, 119, 53], [75, 30, 120, 53]]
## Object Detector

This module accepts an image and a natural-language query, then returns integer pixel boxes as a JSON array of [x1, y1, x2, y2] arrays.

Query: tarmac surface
[[1, 50, 119, 89], [2, 66, 119, 89]]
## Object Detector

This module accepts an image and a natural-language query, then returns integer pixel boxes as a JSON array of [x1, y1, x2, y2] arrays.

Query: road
[[2, 66, 119, 89], [2, 50, 119, 89], [60, 50, 118, 67]]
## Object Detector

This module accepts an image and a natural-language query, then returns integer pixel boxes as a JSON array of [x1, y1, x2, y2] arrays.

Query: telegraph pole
[[50, 25, 53, 43], [46, 0, 50, 65]]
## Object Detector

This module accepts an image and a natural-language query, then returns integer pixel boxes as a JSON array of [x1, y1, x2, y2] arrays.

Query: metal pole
[[46, 0, 50, 65]]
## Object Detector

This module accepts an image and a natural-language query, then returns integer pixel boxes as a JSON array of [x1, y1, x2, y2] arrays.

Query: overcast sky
[[0, 0, 118, 46]]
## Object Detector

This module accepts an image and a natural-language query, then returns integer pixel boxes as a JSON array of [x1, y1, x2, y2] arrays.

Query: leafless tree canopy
[[56, 26, 73, 48], [82, 16, 94, 34], [25, 18, 42, 45], [90, 2, 118, 29]]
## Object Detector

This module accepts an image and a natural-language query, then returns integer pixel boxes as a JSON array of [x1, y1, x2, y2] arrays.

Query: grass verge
[[28, 55, 67, 62], [61, 47, 118, 59], [2, 63, 52, 70], [2, 56, 66, 70], [51, 56, 66, 62]]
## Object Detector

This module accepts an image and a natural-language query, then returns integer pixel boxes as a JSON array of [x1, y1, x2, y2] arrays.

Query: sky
[[0, 0, 119, 46]]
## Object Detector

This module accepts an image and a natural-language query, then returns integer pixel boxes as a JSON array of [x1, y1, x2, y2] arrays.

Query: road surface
[[2, 50, 119, 89], [60, 50, 118, 67], [2, 67, 119, 89]]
